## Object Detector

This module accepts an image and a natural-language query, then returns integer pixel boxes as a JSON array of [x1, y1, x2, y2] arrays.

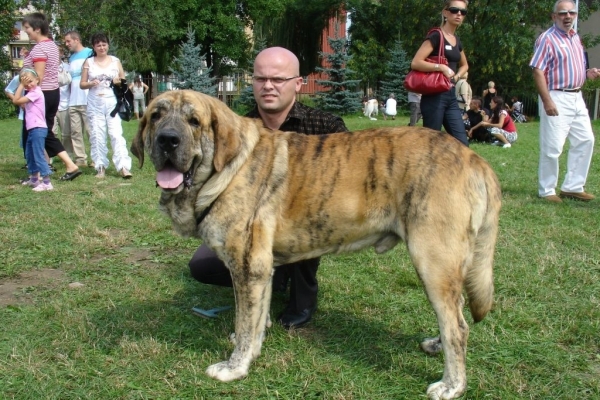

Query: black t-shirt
[[427, 30, 462, 74]]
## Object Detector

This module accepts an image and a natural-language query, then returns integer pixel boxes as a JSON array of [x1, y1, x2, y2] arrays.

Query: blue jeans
[[420, 89, 469, 146], [26, 127, 51, 177]]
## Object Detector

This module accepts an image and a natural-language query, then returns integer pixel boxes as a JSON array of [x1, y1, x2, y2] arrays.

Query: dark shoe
[[559, 191, 595, 202], [277, 305, 317, 329], [60, 169, 82, 181], [48, 164, 56, 172], [541, 194, 562, 203]]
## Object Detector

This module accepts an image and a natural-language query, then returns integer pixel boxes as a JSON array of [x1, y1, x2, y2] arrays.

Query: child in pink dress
[[12, 69, 53, 191]]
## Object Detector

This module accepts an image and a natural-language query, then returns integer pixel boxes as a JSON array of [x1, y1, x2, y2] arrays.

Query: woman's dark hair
[[90, 33, 110, 46], [490, 96, 505, 123], [22, 12, 49, 36]]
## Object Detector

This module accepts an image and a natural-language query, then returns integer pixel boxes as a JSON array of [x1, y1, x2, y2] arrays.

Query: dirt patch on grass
[[0, 268, 66, 307]]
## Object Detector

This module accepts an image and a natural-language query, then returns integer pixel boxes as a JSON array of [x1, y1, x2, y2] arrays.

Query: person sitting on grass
[[469, 96, 517, 148], [12, 69, 54, 191]]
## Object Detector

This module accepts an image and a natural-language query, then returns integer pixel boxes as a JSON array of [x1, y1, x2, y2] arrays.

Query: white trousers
[[538, 91, 594, 197], [87, 94, 132, 172]]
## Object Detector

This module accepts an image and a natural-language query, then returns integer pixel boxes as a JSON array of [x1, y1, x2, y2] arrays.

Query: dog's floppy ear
[[211, 106, 241, 173], [131, 112, 147, 168]]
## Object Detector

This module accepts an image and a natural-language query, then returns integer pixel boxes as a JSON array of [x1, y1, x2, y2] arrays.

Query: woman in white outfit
[[129, 77, 148, 120], [80, 33, 132, 179]]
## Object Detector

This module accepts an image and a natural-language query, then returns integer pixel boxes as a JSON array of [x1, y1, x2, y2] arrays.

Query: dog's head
[[131, 90, 244, 194]]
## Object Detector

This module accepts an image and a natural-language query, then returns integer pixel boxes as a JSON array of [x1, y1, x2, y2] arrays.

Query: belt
[[554, 88, 581, 93]]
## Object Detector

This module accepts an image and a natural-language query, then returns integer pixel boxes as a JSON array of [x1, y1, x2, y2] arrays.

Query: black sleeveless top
[[426, 29, 462, 74]]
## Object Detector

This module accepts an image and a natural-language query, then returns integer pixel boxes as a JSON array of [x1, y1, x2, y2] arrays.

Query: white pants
[[538, 91, 594, 197], [87, 94, 132, 172]]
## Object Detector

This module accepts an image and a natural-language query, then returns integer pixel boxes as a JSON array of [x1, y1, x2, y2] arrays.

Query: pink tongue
[[156, 165, 184, 189]]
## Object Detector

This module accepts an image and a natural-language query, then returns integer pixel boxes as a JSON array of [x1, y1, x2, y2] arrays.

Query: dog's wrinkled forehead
[[151, 96, 201, 126]]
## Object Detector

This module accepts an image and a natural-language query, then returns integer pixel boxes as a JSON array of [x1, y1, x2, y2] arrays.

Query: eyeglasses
[[446, 7, 468, 16], [253, 76, 300, 85], [556, 10, 577, 16]]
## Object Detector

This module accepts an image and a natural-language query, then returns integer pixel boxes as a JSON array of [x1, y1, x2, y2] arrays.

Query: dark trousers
[[21, 88, 65, 159], [189, 244, 319, 312], [420, 89, 469, 146]]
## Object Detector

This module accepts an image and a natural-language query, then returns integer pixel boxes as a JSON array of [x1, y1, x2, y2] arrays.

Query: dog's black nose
[[157, 131, 180, 152]]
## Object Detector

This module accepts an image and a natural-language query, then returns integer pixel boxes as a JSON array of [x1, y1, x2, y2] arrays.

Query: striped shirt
[[22, 39, 60, 91], [529, 25, 587, 90]]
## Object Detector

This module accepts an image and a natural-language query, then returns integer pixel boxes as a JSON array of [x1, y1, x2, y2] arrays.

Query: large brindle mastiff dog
[[132, 90, 501, 399]]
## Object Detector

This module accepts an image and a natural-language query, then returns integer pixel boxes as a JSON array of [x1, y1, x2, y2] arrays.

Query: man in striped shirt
[[530, 0, 600, 203]]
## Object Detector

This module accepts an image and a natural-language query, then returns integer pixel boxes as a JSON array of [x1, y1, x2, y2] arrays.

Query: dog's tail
[[465, 167, 501, 323]]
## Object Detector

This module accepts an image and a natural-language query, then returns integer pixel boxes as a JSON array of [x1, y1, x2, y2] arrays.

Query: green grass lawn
[[0, 112, 599, 399]]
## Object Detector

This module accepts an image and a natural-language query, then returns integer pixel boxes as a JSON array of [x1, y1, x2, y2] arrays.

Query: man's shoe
[[59, 169, 82, 181], [541, 194, 562, 203], [559, 191, 595, 202], [277, 306, 316, 329], [75, 161, 87, 167]]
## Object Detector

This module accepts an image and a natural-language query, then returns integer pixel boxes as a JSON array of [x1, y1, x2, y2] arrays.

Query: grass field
[[0, 111, 599, 399]]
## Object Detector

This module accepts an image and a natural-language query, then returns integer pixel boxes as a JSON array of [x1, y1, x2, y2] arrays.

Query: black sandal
[[60, 169, 82, 181]]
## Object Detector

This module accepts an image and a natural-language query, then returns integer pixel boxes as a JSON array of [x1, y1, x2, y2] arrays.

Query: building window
[[11, 46, 24, 59]]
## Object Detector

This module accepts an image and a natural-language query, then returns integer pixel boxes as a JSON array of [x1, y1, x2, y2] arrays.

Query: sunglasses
[[556, 10, 577, 16], [447, 7, 468, 16]]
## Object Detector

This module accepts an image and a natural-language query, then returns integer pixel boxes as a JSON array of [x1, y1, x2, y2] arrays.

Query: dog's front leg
[[206, 258, 273, 382]]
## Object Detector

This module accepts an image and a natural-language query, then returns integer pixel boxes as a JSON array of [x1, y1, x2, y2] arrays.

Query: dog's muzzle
[[157, 130, 181, 153]]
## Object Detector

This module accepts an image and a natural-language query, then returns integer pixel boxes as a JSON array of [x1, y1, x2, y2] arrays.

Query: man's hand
[[587, 68, 600, 80], [543, 99, 559, 117]]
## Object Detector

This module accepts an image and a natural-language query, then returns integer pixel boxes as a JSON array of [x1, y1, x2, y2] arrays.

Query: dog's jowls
[[131, 90, 502, 400]]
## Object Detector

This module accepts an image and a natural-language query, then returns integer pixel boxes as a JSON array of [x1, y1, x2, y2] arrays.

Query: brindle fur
[[132, 90, 502, 400]]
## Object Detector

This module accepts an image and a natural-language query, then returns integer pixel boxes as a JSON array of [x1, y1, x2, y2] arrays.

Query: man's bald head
[[254, 47, 300, 76]]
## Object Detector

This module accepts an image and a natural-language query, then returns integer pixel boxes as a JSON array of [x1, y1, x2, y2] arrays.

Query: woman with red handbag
[[409, 0, 470, 146]]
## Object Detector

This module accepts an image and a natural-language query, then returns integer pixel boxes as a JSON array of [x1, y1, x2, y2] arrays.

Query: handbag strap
[[427, 28, 445, 58]]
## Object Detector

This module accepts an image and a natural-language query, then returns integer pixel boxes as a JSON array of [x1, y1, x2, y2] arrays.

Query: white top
[[86, 56, 121, 98], [58, 62, 70, 111], [385, 98, 397, 115]]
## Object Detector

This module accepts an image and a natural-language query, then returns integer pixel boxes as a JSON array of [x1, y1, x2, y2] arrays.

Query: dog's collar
[[196, 202, 214, 226]]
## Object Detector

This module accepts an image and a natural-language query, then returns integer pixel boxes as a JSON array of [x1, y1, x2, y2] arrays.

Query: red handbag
[[404, 28, 452, 95]]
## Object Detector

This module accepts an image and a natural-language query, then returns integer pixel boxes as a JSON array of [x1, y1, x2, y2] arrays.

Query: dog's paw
[[426, 380, 466, 400], [206, 361, 248, 382], [266, 313, 272, 328], [420, 336, 443, 355]]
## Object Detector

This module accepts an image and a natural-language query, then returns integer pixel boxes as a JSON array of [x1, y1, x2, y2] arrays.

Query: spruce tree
[[170, 27, 217, 96], [315, 27, 362, 115], [234, 36, 268, 113], [380, 40, 411, 109]]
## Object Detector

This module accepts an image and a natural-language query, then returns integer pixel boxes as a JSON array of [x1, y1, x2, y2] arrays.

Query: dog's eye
[[189, 117, 200, 127], [151, 111, 161, 122]]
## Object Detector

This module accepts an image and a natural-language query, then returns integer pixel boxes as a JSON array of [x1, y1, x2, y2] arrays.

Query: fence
[[146, 75, 600, 120]]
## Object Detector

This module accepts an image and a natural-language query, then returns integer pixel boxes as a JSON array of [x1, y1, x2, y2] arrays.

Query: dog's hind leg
[[206, 256, 273, 382], [409, 240, 469, 400]]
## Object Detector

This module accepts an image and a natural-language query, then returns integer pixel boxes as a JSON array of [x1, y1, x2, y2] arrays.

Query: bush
[[0, 98, 17, 120]]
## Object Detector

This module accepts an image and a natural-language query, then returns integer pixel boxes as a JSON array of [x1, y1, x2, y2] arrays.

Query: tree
[[0, 0, 18, 119], [347, 0, 600, 93], [379, 40, 411, 109], [256, 0, 346, 76], [170, 27, 217, 96], [234, 36, 268, 113], [29, 0, 290, 76], [315, 26, 363, 115]]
